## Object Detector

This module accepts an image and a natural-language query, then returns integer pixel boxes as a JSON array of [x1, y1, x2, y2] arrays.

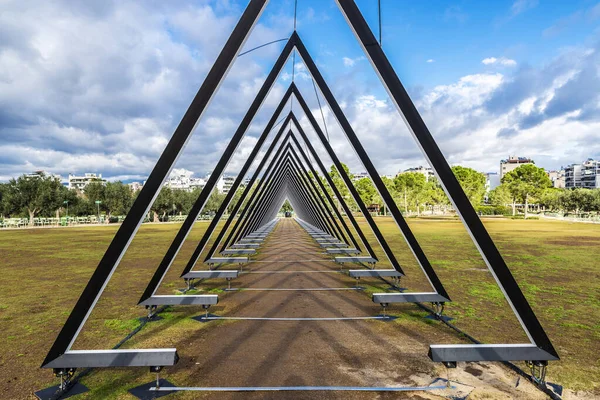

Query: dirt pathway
[[162, 218, 548, 399]]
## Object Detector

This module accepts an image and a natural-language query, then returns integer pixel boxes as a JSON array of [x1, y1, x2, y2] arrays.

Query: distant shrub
[[510, 215, 539, 220], [475, 205, 511, 215]]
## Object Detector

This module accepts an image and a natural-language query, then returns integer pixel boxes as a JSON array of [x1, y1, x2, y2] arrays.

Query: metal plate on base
[[326, 248, 360, 254], [221, 249, 256, 255], [128, 379, 176, 399], [335, 256, 377, 264], [34, 383, 89, 400], [428, 344, 559, 362], [375, 314, 398, 322], [373, 293, 449, 304], [205, 257, 248, 265], [427, 378, 473, 400]]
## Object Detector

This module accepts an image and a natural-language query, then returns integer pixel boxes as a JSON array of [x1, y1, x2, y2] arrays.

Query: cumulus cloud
[[1, 0, 600, 183], [426, 59, 435, 63], [482, 57, 517, 66], [0, 0, 288, 181]]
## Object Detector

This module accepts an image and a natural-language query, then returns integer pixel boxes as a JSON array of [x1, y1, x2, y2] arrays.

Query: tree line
[[0, 173, 242, 226], [2, 163, 599, 227], [333, 163, 600, 218]]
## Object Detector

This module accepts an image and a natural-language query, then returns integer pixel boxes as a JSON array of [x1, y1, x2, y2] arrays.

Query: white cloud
[[482, 57, 517, 66], [511, 0, 538, 16], [342, 56, 365, 67], [1, 0, 600, 184], [426, 59, 435, 63]]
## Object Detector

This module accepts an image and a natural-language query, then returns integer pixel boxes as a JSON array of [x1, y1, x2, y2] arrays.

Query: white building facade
[[399, 166, 435, 181], [500, 156, 533, 178], [68, 173, 107, 191], [564, 159, 600, 189]]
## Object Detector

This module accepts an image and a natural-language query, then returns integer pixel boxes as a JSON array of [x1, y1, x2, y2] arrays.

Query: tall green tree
[[104, 182, 133, 219], [538, 188, 562, 212], [355, 178, 380, 206], [0, 183, 8, 217], [151, 187, 174, 222], [227, 187, 245, 214], [488, 184, 512, 207], [329, 163, 354, 212], [451, 166, 486, 206], [393, 172, 426, 214], [172, 188, 196, 215], [423, 178, 449, 213], [560, 188, 595, 214], [502, 164, 552, 218], [203, 190, 225, 215], [4, 173, 65, 225]]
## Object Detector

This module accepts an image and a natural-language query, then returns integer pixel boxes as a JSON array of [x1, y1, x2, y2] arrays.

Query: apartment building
[[565, 159, 600, 189], [500, 156, 533, 178]]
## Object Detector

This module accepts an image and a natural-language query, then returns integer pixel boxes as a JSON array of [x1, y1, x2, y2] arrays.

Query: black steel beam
[[42, 0, 268, 368], [336, 0, 557, 361]]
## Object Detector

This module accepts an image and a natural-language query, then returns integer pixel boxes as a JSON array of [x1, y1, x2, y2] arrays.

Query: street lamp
[[95, 200, 101, 223]]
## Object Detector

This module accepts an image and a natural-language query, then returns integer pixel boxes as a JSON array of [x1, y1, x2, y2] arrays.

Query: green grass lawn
[[0, 218, 598, 398]]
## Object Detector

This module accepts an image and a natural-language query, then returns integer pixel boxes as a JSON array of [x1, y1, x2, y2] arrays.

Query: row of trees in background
[[334, 164, 487, 216], [0, 173, 243, 225], [335, 163, 600, 218], [2, 162, 600, 226]]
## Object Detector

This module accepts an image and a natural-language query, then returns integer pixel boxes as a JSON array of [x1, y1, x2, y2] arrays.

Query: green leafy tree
[[502, 164, 552, 218], [393, 172, 426, 214], [355, 177, 380, 206], [560, 188, 595, 214], [329, 163, 355, 212], [423, 178, 449, 214], [84, 182, 107, 215], [172, 189, 196, 215], [592, 189, 600, 212], [227, 187, 245, 214], [280, 200, 293, 213], [4, 173, 65, 225], [451, 166, 486, 206], [203, 190, 225, 215], [59, 187, 79, 218], [538, 188, 562, 212], [104, 182, 133, 220], [151, 187, 173, 222], [0, 183, 8, 217], [488, 184, 512, 207], [380, 176, 398, 215]]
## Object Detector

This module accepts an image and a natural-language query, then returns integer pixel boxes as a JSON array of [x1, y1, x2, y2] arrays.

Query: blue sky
[[2, 0, 600, 182]]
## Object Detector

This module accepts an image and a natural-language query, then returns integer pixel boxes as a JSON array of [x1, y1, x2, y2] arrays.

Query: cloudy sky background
[[2, 0, 600, 182]]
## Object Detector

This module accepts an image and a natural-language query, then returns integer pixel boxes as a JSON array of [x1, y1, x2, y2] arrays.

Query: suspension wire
[[238, 38, 289, 57], [293, 0, 298, 30], [290, 0, 299, 112], [378, 0, 382, 47], [311, 77, 329, 142]]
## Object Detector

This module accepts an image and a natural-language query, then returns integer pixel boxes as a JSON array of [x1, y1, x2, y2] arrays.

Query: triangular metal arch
[[43, 0, 556, 373], [335, 0, 557, 363], [205, 122, 360, 261], [42, 0, 269, 369]]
